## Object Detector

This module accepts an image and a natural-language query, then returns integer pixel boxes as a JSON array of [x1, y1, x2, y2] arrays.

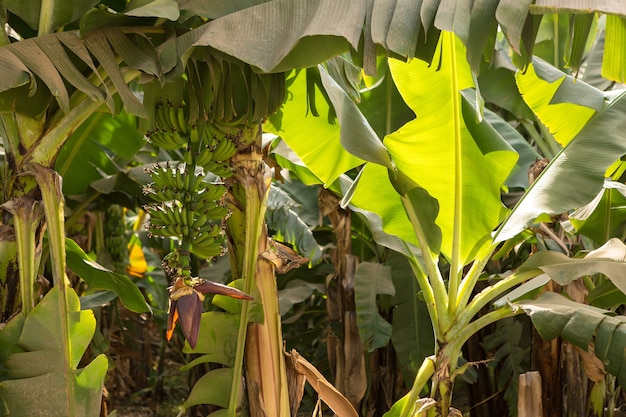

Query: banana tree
[[272, 29, 626, 416], [2, 1, 625, 416], [0, 1, 367, 416]]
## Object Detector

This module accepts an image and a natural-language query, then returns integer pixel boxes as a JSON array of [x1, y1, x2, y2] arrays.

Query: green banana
[[202, 203, 229, 220], [198, 183, 227, 202], [209, 162, 233, 178], [195, 147, 214, 167], [176, 106, 189, 134], [191, 237, 224, 259], [155, 102, 171, 130], [211, 137, 236, 161]]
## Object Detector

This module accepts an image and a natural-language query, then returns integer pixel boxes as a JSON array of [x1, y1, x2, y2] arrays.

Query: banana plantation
[[2, 1, 626, 417]]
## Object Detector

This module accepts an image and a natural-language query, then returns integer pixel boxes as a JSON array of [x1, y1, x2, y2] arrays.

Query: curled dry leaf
[[288, 349, 359, 417]]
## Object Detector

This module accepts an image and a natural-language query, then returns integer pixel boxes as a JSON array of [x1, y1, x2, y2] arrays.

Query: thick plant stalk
[[226, 126, 290, 417], [32, 164, 78, 415], [2, 197, 43, 315], [319, 189, 367, 409]]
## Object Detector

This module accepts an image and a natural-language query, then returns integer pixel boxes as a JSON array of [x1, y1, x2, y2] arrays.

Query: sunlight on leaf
[[516, 59, 598, 146], [496, 91, 626, 242], [267, 70, 364, 187], [384, 32, 516, 265]]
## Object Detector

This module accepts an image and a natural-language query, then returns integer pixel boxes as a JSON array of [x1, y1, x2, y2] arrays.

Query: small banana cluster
[[103, 204, 129, 274], [143, 162, 229, 260], [145, 100, 189, 150]]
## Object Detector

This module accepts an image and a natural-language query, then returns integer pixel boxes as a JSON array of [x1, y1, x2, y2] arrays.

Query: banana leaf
[[65, 238, 151, 313], [496, 64, 626, 242], [354, 32, 517, 267], [354, 262, 395, 352], [515, 291, 626, 385], [0, 287, 107, 417]]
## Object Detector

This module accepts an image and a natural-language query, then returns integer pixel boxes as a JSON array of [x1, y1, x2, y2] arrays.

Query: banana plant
[[1, 2, 625, 416], [272, 30, 626, 416]]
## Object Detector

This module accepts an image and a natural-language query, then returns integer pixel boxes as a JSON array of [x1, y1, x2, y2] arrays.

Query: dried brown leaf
[[292, 349, 359, 417]]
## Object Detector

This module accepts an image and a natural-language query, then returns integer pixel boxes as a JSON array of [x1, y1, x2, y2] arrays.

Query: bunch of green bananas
[[144, 162, 229, 259], [103, 204, 129, 274], [189, 53, 285, 127]]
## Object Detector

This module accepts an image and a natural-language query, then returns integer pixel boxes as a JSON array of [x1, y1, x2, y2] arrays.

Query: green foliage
[[0, 287, 107, 417], [516, 292, 626, 385], [482, 318, 531, 416], [266, 183, 324, 265], [354, 261, 394, 352], [389, 252, 434, 386], [65, 238, 151, 313]]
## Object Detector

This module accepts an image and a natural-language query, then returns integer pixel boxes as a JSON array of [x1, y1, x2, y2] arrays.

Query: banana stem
[[4, 197, 43, 315], [399, 356, 436, 417], [32, 165, 77, 416], [227, 130, 270, 416]]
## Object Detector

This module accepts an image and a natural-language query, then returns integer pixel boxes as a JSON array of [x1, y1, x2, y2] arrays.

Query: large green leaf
[[515, 291, 626, 385], [496, 87, 626, 242], [184, 368, 233, 409], [382, 32, 517, 266], [0, 287, 107, 417], [178, 0, 271, 20], [65, 238, 151, 313], [179, 0, 365, 73], [267, 69, 364, 187], [319, 65, 392, 169], [182, 312, 240, 366], [123, 0, 180, 20], [495, 0, 533, 54], [531, 1, 626, 18], [0, 28, 164, 118], [266, 184, 323, 265], [350, 163, 418, 248], [603, 15, 626, 83], [480, 101, 539, 189], [354, 262, 395, 352]]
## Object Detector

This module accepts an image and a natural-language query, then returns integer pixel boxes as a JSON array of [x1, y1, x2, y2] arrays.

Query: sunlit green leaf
[[56, 112, 144, 195], [384, 32, 517, 265], [319, 65, 392, 169], [267, 70, 364, 187], [603, 15, 626, 83], [516, 59, 599, 146], [568, 182, 626, 244]]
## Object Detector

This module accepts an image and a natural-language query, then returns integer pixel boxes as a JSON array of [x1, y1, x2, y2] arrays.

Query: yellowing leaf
[[127, 242, 147, 278]]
